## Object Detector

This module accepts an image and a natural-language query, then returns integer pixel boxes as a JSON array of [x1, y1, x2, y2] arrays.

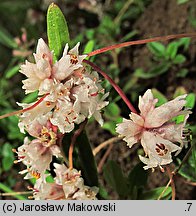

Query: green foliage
[[0, 26, 17, 49], [152, 88, 168, 106], [47, 3, 70, 61], [1, 143, 14, 171], [139, 187, 172, 200], [102, 102, 123, 135], [103, 160, 128, 198], [177, 141, 196, 182], [136, 38, 191, 79], [127, 163, 148, 199], [76, 131, 99, 187], [0, 183, 27, 200], [177, 0, 190, 5], [103, 161, 148, 199]]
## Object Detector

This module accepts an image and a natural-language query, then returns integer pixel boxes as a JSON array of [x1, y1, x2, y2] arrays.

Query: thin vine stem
[[83, 59, 137, 113], [0, 93, 49, 120], [87, 33, 196, 57]]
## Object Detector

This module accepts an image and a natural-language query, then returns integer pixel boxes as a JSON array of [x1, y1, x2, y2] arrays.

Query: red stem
[[83, 59, 137, 113], [87, 33, 196, 57], [0, 93, 49, 120]]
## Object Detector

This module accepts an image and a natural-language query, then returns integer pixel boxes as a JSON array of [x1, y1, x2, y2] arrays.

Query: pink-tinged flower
[[54, 163, 98, 200], [20, 39, 87, 95], [33, 163, 98, 200], [20, 38, 53, 95], [18, 70, 108, 134], [116, 89, 190, 170], [53, 42, 87, 81], [33, 183, 65, 200], [15, 118, 62, 178]]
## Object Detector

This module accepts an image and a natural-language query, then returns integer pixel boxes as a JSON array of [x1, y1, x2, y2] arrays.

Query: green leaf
[[102, 117, 122, 135], [173, 89, 195, 124], [147, 42, 165, 57], [178, 145, 196, 182], [134, 63, 170, 79], [2, 143, 14, 158], [128, 163, 148, 199], [103, 160, 128, 197], [2, 157, 14, 171], [104, 102, 120, 120], [140, 186, 172, 200], [0, 26, 17, 49], [0, 183, 26, 200], [176, 38, 190, 50], [22, 91, 38, 103], [98, 185, 109, 199], [47, 3, 70, 61], [5, 65, 20, 79], [152, 88, 168, 107], [177, 0, 189, 5], [76, 130, 98, 187], [176, 68, 189, 78], [186, 93, 196, 109], [173, 54, 186, 64], [83, 40, 95, 57], [166, 42, 178, 59]]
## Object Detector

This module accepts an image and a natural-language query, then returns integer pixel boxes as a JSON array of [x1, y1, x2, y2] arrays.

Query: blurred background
[[0, 0, 196, 200]]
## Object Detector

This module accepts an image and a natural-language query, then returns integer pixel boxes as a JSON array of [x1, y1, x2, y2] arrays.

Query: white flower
[[19, 38, 108, 134], [33, 163, 98, 200], [20, 38, 53, 95], [53, 42, 87, 81], [54, 163, 98, 200], [116, 89, 190, 170]]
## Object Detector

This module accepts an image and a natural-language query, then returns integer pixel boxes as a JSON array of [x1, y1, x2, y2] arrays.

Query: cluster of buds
[[13, 39, 107, 199]]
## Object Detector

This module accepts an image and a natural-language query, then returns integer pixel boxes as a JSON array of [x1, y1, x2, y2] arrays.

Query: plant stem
[[83, 59, 137, 113], [93, 136, 122, 156], [114, 0, 134, 25], [87, 33, 196, 57], [68, 119, 88, 170], [0, 93, 49, 120], [166, 166, 176, 200]]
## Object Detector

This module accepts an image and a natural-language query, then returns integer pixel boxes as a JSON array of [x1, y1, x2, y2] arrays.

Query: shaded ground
[[88, 0, 196, 199]]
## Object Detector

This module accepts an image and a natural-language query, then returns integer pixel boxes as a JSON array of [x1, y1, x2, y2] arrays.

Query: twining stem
[[157, 179, 171, 200], [98, 143, 113, 173], [93, 136, 122, 156], [68, 119, 88, 170], [174, 143, 194, 174], [0, 191, 32, 196], [158, 144, 194, 200], [0, 93, 49, 120], [83, 59, 137, 113], [166, 166, 176, 200], [87, 33, 196, 57]]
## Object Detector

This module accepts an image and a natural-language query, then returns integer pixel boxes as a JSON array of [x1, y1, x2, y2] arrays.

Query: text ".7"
[[185, 203, 192, 212]]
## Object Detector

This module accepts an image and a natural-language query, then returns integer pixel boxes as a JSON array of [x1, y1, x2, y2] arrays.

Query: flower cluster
[[33, 164, 98, 200], [18, 38, 108, 134], [116, 89, 190, 170], [14, 39, 107, 199]]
